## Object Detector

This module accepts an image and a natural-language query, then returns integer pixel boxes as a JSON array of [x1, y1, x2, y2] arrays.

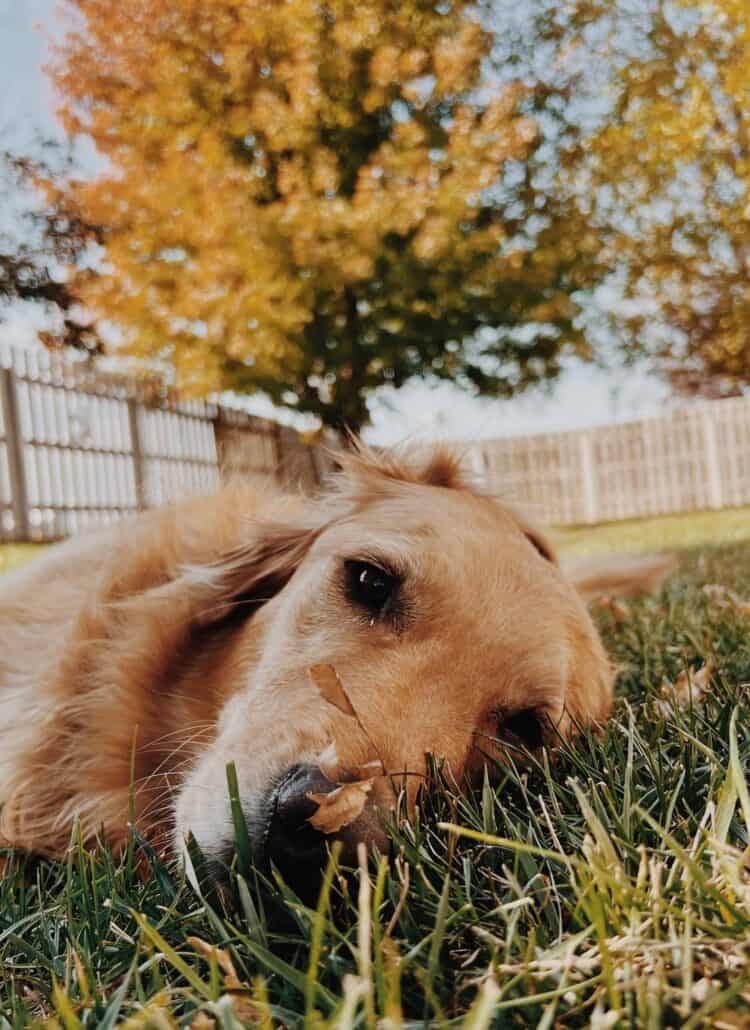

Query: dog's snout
[[265, 764, 335, 891], [274, 764, 335, 838]]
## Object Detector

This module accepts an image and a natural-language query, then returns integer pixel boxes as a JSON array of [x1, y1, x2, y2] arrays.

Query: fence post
[[1, 367, 30, 541], [272, 422, 285, 486], [579, 432, 598, 524], [467, 443, 488, 483], [700, 406, 723, 510], [127, 398, 147, 510]]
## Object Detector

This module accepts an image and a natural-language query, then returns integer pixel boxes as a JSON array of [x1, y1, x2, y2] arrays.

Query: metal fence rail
[[0, 343, 331, 542], [472, 396, 750, 525]]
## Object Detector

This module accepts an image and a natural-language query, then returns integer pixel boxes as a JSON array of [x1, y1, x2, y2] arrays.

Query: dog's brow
[[341, 551, 406, 576]]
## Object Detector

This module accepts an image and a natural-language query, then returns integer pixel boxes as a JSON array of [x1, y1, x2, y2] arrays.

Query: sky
[[0, 0, 674, 444]]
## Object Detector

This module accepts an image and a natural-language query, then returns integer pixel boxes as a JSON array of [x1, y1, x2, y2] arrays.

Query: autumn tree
[[579, 0, 750, 396], [50, 0, 600, 432], [0, 149, 99, 353]]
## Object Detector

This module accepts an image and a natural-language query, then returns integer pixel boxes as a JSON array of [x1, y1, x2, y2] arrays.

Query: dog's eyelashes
[[345, 559, 401, 618]]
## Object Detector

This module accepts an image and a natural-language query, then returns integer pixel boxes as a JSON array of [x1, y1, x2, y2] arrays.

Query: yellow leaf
[[308, 664, 357, 718], [308, 780, 373, 834]]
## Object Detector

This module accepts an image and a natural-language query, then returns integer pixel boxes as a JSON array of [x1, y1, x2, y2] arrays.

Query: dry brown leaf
[[709, 1011, 750, 1030], [309, 664, 357, 717], [309, 665, 387, 774], [190, 1015, 216, 1030], [657, 659, 714, 716], [188, 937, 243, 987], [307, 779, 373, 834], [594, 595, 631, 622], [702, 583, 750, 614], [188, 937, 258, 1023]]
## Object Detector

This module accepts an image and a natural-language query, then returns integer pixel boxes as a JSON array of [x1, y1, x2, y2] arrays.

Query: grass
[[554, 504, 750, 557], [0, 544, 48, 577], [2, 531, 750, 1025]]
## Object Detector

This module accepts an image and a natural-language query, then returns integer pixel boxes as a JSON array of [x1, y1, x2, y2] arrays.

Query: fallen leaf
[[594, 595, 631, 621], [702, 584, 750, 614], [309, 665, 387, 774], [190, 1015, 215, 1029], [188, 937, 258, 1023], [709, 1010, 750, 1030], [309, 664, 357, 717], [657, 659, 714, 716], [307, 780, 373, 834], [188, 937, 242, 987]]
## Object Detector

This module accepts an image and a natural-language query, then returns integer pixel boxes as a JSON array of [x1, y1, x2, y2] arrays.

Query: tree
[[50, 0, 599, 432], [580, 0, 750, 396], [0, 150, 100, 353]]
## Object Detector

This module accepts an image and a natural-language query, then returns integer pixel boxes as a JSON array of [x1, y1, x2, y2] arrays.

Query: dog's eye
[[492, 707, 544, 750], [345, 560, 400, 617]]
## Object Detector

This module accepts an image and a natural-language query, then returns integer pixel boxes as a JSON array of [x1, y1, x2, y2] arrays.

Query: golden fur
[[0, 445, 662, 863]]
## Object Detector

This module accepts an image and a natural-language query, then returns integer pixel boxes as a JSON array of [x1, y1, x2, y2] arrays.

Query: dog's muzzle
[[261, 762, 393, 901], [264, 764, 334, 889]]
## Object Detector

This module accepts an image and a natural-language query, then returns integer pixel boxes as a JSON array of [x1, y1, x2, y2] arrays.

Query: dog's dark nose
[[265, 764, 336, 893]]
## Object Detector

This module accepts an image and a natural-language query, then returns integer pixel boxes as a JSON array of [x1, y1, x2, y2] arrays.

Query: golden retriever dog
[[0, 445, 669, 887]]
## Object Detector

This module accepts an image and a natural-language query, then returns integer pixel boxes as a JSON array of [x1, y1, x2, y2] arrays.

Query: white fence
[[4, 341, 750, 537], [471, 396, 750, 525], [0, 343, 331, 542]]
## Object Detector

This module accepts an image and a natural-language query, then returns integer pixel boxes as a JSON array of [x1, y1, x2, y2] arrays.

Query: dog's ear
[[508, 508, 558, 564], [99, 486, 335, 634], [563, 552, 677, 603], [522, 524, 557, 564], [178, 518, 323, 628]]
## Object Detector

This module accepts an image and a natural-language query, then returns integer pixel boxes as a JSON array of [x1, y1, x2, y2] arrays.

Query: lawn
[[553, 504, 750, 557], [0, 544, 48, 577], [1, 526, 750, 1025]]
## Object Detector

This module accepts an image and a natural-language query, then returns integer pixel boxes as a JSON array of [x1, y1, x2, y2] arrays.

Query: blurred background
[[2, 0, 750, 568]]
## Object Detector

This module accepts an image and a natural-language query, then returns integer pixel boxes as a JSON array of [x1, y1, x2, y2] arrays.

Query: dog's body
[[0, 447, 669, 878], [0, 486, 282, 856]]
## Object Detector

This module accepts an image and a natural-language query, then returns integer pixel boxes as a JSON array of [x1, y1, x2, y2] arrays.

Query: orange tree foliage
[[582, 0, 750, 395], [51, 0, 597, 431]]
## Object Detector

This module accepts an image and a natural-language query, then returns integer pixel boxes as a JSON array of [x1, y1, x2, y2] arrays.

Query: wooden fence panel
[[711, 398, 750, 510], [136, 405, 221, 507], [0, 368, 21, 538], [475, 397, 750, 525], [7, 341, 750, 536], [14, 372, 138, 539], [481, 431, 589, 525], [0, 343, 331, 543]]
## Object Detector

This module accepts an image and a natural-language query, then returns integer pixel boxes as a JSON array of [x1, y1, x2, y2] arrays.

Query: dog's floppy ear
[[563, 552, 677, 603], [95, 485, 336, 637], [508, 507, 558, 564], [522, 524, 557, 564], [179, 517, 323, 628]]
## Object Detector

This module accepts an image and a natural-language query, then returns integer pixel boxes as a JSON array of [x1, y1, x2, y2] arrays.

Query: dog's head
[[173, 445, 613, 887]]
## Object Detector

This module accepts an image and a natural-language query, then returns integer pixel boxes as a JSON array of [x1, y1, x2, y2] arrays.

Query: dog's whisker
[[138, 722, 215, 752]]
